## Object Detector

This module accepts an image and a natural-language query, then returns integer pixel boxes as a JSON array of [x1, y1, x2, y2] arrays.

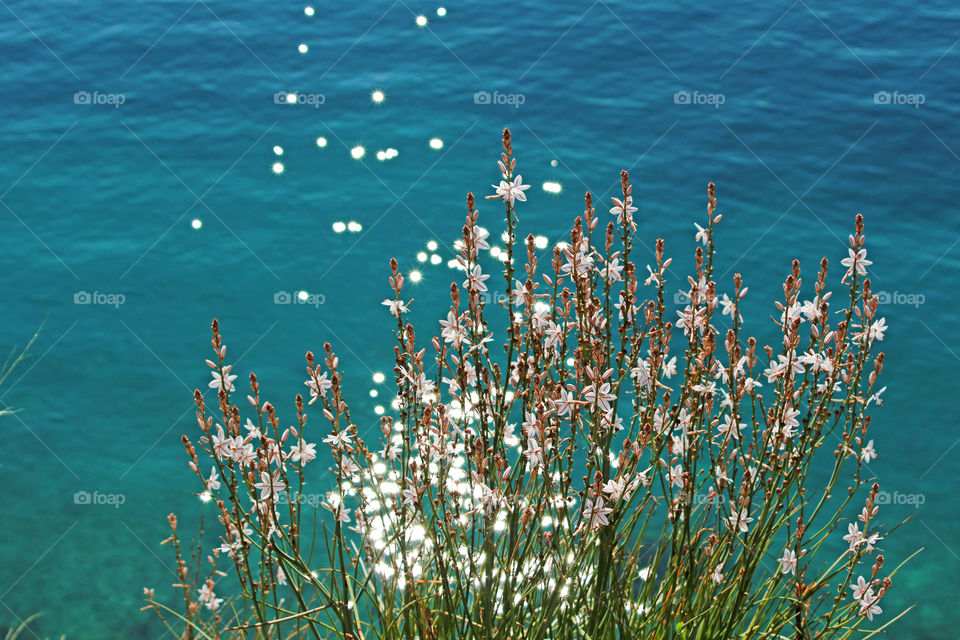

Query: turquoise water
[[1, 1, 958, 638]]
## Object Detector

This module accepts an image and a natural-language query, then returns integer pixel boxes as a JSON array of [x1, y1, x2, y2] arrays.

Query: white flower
[[290, 441, 317, 464], [726, 502, 753, 534], [211, 424, 231, 460], [602, 475, 638, 502], [206, 467, 221, 491], [472, 225, 490, 250], [208, 366, 237, 392], [599, 257, 623, 283], [861, 439, 877, 463], [868, 318, 887, 342], [718, 414, 744, 441], [523, 434, 544, 471], [609, 196, 637, 226], [851, 576, 871, 601], [777, 549, 797, 575], [464, 265, 490, 292], [492, 175, 531, 205], [669, 464, 684, 488], [843, 522, 864, 551], [244, 418, 262, 439], [711, 565, 724, 583], [858, 590, 882, 621], [694, 223, 709, 245], [381, 298, 410, 317], [582, 382, 616, 414], [323, 430, 352, 450], [581, 497, 613, 529], [254, 471, 286, 500], [198, 582, 223, 611], [841, 247, 872, 279], [304, 370, 332, 401]]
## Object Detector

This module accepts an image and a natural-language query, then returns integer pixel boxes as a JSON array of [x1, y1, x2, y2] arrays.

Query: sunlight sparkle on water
[[373, 372, 386, 383], [430, 254, 442, 265], [351, 145, 365, 159], [272, 162, 284, 174], [429, 138, 443, 149], [415, 15, 428, 26], [316, 137, 327, 148], [543, 181, 562, 193], [437, 7, 447, 16], [347, 221, 362, 232], [534, 235, 548, 249], [191, 219, 202, 230], [304, 6, 314, 16], [273, 145, 283, 156], [298, 44, 308, 54], [372, 90, 385, 103], [426, 240, 438, 251], [409, 270, 422, 283], [332, 222, 347, 233], [297, 291, 309, 302], [417, 252, 428, 262]]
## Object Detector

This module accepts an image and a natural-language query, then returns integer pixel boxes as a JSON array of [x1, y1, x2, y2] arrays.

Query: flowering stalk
[[149, 129, 910, 640]]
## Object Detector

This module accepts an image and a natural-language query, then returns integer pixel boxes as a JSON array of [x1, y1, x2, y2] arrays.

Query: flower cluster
[[146, 129, 904, 640]]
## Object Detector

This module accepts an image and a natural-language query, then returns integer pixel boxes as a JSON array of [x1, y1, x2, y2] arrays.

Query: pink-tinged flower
[[582, 382, 615, 413], [290, 441, 317, 464], [694, 223, 709, 245], [209, 365, 237, 392], [669, 464, 684, 488], [851, 576, 871, 601], [598, 256, 623, 283], [254, 471, 286, 500], [523, 434, 544, 471], [609, 195, 637, 226], [841, 247, 872, 279], [726, 502, 753, 534], [206, 467, 221, 491], [843, 522, 864, 551], [472, 225, 491, 250], [718, 414, 744, 441], [858, 591, 882, 621], [711, 565, 724, 583], [582, 497, 613, 530], [323, 430, 352, 450], [602, 475, 638, 502], [868, 318, 887, 342], [552, 388, 577, 417], [305, 370, 332, 401], [777, 549, 797, 575], [439, 310, 469, 348], [491, 175, 530, 205], [211, 424, 231, 460], [198, 581, 223, 611], [381, 298, 410, 318], [463, 265, 490, 292]]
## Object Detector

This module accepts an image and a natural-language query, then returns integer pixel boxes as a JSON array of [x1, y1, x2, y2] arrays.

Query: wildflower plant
[[148, 129, 910, 639]]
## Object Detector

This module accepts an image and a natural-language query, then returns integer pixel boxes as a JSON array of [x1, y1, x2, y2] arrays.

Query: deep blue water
[[1, 1, 958, 638]]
